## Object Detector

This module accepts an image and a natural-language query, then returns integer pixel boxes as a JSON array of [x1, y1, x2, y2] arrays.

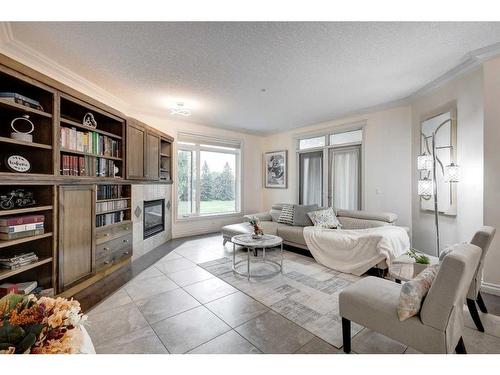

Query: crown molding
[[0, 22, 131, 114]]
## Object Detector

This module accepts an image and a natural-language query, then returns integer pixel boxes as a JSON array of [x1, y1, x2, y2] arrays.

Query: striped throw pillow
[[277, 204, 295, 225]]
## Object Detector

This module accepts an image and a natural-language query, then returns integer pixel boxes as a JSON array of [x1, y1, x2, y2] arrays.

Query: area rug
[[199, 249, 365, 348]]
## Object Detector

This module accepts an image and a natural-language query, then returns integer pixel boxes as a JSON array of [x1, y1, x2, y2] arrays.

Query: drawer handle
[[123, 239, 129, 243], [123, 251, 129, 255], [125, 227, 130, 230], [103, 247, 110, 251], [105, 233, 110, 237], [104, 261, 110, 265]]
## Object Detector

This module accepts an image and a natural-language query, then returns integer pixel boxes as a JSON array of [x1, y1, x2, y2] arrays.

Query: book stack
[[61, 155, 117, 177], [60, 126, 121, 157], [0, 92, 44, 111], [96, 211, 124, 227], [96, 199, 128, 213], [97, 185, 125, 200], [0, 214, 45, 241], [0, 252, 38, 269], [0, 281, 38, 297]]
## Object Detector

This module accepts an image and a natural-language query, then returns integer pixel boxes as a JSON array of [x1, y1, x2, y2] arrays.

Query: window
[[298, 128, 362, 210], [298, 136, 326, 150], [176, 134, 241, 219]]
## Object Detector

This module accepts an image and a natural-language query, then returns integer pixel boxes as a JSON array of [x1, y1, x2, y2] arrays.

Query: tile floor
[[87, 233, 500, 354]]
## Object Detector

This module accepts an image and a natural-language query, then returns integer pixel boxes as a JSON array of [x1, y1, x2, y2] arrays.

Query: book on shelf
[[0, 214, 45, 227], [0, 228, 45, 241], [96, 199, 129, 213], [96, 211, 124, 227], [0, 281, 38, 297], [0, 92, 44, 111], [0, 252, 39, 269], [61, 154, 118, 177], [96, 185, 126, 200], [60, 126, 121, 157], [0, 222, 44, 234]]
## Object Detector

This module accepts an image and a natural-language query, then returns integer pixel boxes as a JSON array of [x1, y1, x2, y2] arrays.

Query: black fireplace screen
[[143, 199, 165, 239]]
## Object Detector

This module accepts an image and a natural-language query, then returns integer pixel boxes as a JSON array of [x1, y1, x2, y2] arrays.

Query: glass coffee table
[[231, 234, 283, 280]]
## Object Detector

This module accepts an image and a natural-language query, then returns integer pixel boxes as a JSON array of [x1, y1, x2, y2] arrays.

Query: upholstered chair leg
[[223, 238, 228, 246], [342, 317, 351, 353], [476, 292, 488, 314], [455, 337, 467, 354], [467, 298, 485, 332]]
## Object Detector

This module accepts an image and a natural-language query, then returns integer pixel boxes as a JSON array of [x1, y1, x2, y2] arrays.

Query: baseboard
[[172, 227, 221, 239], [481, 281, 500, 296]]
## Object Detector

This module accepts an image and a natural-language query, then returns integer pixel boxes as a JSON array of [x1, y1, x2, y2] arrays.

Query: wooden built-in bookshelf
[[0, 185, 56, 294], [160, 137, 173, 182]]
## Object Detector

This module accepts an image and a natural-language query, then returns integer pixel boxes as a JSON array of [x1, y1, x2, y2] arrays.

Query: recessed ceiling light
[[169, 102, 191, 117], [261, 88, 267, 92]]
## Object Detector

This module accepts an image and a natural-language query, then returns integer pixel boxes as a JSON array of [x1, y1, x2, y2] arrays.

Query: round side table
[[231, 234, 283, 280]]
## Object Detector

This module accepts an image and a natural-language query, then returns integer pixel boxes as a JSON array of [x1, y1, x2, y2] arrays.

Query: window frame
[[295, 123, 365, 209], [175, 136, 242, 221]]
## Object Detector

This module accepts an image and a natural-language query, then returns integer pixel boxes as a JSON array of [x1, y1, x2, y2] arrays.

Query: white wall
[[410, 68, 484, 256], [129, 112, 264, 238], [483, 57, 500, 291], [261, 106, 412, 227]]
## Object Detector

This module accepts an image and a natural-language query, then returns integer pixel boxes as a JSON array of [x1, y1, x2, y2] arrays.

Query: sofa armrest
[[244, 212, 273, 222]]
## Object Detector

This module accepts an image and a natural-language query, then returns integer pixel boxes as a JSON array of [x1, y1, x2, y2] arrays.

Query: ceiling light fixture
[[169, 102, 191, 117]]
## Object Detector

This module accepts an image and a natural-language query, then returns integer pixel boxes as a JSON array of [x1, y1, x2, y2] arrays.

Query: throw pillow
[[277, 204, 295, 225], [292, 204, 318, 226], [397, 266, 439, 321], [307, 207, 341, 229]]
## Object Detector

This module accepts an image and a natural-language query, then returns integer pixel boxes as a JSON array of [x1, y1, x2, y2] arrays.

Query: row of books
[[0, 92, 44, 111], [96, 199, 129, 213], [60, 126, 121, 157], [96, 211, 125, 228], [96, 185, 126, 200], [0, 281, 41, 298], [0, 214, 45, 241], [0, 252, 38, 270], [61, 154, 119, 177]]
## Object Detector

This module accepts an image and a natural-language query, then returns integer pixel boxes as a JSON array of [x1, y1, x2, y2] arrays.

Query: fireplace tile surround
[[132, 184, 172, 260]]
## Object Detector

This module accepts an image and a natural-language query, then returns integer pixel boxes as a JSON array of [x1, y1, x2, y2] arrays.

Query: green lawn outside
[[178, 200, 236, 215]]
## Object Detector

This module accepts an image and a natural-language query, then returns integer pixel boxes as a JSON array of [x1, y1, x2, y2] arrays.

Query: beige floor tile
[[183, 277, 238, 304], [155, 257, 197, 274], [188, 330, 261, 354], [235, 310, 314, 354], [87, 289, 132, 315], [86, 302, 149, 346], [167, 266, 215, 287], [295, 336, 342, 354], [205, 291, 269, 327], [135, 288, 201, 324], [135, 266, 164, 280], [351, 328, 407, 354], [124, 274, 179, 301], [152, 306, 231, 353], [95, 326, 168, 354]]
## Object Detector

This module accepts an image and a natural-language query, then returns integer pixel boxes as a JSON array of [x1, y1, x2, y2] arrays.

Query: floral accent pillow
[[307, 207, 341, 229], [397, 265, 439, 321]]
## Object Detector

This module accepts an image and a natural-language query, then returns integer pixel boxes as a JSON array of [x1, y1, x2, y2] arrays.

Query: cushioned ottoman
[[221, 223, 252, 245]]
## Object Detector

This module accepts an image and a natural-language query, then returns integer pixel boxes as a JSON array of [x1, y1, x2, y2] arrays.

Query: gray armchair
[[465, 226, 496, 332], [339, 243, 481, 354]]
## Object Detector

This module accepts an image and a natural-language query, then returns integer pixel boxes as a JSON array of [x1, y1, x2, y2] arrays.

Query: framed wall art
[[264, 150, 287, 188]]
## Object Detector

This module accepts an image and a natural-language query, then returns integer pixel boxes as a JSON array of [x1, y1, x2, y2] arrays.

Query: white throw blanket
[[303, 226, 410, 276]]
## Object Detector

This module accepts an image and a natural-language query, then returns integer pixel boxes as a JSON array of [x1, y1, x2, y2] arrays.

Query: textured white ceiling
[[9, 22, 500, 133]]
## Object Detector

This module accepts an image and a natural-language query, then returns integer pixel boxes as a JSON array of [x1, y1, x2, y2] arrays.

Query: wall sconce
[[444, 162, 459, 183]]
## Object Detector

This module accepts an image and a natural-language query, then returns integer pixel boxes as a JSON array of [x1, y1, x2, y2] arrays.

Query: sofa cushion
[[336, 209, 397, 224], [292, 204, 318, 227], [269, 204, 284, 222], [307, 207, 341, 228], [397, 266, 439, 321], [260, 221, 280, 236], [338, 217, 391, 230], [277, 225, 306, 246], [277, 204, 295, 225]]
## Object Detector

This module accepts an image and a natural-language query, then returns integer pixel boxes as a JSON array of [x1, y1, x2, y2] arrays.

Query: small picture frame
[[264, 150, 287, 189]]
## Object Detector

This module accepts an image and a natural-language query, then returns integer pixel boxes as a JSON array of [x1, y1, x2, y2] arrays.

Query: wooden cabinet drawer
[[96, 222, 132, 244], [95, 254, 112, 272], [96, 233, 133, 260], [112, 242, 132, 263]]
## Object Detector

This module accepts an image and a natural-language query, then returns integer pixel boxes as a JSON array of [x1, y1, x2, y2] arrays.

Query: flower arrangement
[[405, 249, 431, 265], [248, 216, 264, 238], [0, 293, 87, 354]]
